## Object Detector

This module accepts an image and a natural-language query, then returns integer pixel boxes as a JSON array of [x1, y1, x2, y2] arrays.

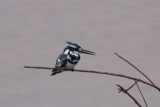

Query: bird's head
[[63, 42, 95, 55]]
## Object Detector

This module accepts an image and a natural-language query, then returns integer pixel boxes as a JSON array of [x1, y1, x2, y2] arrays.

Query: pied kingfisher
[[51, 42, 95, 76]]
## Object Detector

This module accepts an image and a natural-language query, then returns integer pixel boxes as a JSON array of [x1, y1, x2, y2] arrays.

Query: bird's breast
[[65, 62, 76, 69]]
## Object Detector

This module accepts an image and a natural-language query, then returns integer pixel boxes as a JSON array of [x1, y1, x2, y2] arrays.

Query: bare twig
[[126, 80, 139, 92], [136, 83, 148, 107], [117, 84, 142, 107], [24, 53, 160, 107], [24, 66, 160, 92], [114, 52, 155, 86]]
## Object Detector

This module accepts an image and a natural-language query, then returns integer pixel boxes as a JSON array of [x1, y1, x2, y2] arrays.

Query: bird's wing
[[55, 54, 68, 68]]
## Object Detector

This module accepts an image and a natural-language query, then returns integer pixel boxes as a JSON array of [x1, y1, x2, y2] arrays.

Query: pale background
[[0, 0, 160, 107]]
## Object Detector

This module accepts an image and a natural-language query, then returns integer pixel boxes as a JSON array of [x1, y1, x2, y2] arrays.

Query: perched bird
[[51, 42, 95, 76]]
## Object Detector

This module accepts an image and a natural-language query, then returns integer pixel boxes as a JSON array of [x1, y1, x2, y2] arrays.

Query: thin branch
[[126, 80, 139, 92], [117, 84, 142, 107], [114, 52, 155, 86], [136, 83, 148, 107], [24, 66, 160, 92]]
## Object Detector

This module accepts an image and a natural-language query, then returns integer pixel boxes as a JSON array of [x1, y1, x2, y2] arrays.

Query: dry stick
[[24, 66, 160, 92], [117, 84, 142, 107], [114, 52, 155, 86], [136, 83, 148, 107], [126, 80, 139, 92]]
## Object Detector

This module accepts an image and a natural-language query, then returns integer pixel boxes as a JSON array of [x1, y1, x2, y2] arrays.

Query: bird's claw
[[71, 69, 74, 72]]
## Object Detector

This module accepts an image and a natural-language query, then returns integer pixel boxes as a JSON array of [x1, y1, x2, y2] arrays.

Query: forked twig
[[24, 52, 160, 107], [114, 52, 155, 86], [117, 84, 142, 107], [24, 66, 160, 92], [126, 80, 139, 92]]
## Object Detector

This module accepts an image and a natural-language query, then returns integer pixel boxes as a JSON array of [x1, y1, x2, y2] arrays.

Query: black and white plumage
[[51, 42, 95, 76]]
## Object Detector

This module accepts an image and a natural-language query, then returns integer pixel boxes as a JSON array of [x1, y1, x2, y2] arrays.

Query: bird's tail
[[50, 69, 62, 76]]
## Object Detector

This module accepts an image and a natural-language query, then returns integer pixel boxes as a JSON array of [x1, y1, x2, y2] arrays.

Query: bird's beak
[[79, 48, 96, 55]]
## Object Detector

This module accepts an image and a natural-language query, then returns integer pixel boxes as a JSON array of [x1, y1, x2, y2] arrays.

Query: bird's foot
[[71, 69, 74, 72]]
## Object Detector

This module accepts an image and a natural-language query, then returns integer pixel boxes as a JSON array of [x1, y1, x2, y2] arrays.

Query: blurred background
[[0, 0, 160, 107]]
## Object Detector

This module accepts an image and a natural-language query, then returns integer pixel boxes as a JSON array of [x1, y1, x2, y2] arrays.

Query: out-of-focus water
[[0, 0, 160, 107]]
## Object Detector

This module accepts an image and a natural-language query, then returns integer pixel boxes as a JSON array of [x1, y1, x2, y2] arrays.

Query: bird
[[51, 42, 95, 76]]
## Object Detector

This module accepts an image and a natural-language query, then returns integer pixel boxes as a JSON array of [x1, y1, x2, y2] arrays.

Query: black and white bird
[[51, 42, 95, 76]]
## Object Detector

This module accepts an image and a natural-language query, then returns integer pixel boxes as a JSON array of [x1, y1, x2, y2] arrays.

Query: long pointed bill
[[79, 48, 96, 55]]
